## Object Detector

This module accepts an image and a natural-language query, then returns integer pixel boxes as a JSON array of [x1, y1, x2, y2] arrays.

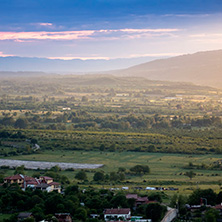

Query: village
[[1, 173, 222, 222]]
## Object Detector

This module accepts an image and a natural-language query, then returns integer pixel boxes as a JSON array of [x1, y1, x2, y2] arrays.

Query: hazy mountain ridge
[[0, 56, 163, 73], [119, 50, 222, 88], [1, 50, 222, 88]]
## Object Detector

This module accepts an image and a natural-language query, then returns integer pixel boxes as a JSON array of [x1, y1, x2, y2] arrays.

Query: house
[[48, 181, 61, 193], [18, 212, 34, 221], [37, 176, 61, 193], [39, 176, 54, 184], [55, 213, 72, 222], [4, 174, 25, 187], [4, 174, 61, 192], [126, 194, 149, 208], [214, 203, 222, 215], [35, 183, 52, 192], [4, 174, 39, 190], [135, 197, 149, 207], [104, 208, 131, 221]]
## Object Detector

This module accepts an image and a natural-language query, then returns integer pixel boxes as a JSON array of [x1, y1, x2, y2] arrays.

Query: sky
[[0, 0, 222, 61]]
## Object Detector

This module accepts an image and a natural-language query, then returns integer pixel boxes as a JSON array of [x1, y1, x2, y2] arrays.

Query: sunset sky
[[0, 0, 222, 60]]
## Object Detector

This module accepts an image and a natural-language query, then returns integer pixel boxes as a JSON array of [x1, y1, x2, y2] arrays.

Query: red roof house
[[126, 194, 149, 207], [4, 174, 61, 192]]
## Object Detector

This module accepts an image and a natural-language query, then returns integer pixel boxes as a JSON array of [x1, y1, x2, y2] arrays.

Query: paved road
[[0, 159, 104, 169], [161, 207, 177, 222]]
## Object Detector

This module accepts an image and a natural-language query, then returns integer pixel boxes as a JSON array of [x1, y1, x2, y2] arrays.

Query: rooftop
[[104, 208, 131, 215]]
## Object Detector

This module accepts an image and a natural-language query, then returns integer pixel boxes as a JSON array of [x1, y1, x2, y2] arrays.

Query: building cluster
[[18, 212, 72, 222], [3, 175, 157, 221], [4, 174, 61, 193], [104, 207, 152, 222]]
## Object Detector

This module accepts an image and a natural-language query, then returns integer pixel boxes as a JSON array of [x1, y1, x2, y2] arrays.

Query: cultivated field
[[2, 150, 222, 194]]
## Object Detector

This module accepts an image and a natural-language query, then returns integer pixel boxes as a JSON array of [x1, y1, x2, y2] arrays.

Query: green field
[[2, 150, 222, 194]]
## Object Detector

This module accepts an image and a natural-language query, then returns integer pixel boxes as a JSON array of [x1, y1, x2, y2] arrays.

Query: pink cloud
[[189, 33, 222, 44], [0, 28, 180, 42], [48, 56, 110, 60], [0, 51, 15, 57], [190, 33, 222, 38], [39, 23, 53, 26], [119, 28, 179, 33], [129, 53, 183, 58], [0, 30, 95, 41]]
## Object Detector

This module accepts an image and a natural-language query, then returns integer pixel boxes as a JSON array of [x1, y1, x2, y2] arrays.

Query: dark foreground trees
[[0, 183, 170, 222], [188, 188, 217, 206], [145, 203, 167, 222]]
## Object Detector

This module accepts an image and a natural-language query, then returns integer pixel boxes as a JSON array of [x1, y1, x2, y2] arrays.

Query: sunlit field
[[2, 150, 222, 194]]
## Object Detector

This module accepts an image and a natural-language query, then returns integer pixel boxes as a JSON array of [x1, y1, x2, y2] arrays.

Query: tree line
[[1, 111, 222, 131]]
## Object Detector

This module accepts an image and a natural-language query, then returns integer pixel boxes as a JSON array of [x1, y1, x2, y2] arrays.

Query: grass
[[2, 150, 222, 195]]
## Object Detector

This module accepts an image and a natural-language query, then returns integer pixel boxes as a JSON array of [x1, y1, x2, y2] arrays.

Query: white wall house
[[104, 208, 131, 221]]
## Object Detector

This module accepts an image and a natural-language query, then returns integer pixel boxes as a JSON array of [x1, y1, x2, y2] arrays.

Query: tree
[[23, 218, 35, 222], [118, 167, 126, 173], [170, 194, 178, 208], [130, 165, 150, 174], [75, 208, 87, 221], [109, 144, 116, 152], [216, 191, 222, 204], [188, 189, 217, 206], [31, 138, 38, 144], [118, 172, 125, 181], [109, 172, 119, 182], [147, 145, 156, 152], [14, 165, 25, 175], [45, 215, 58, 222], [145, 203, 167, 222], [178, 195, 187, 216], [75, 171, 87, 181], [185, 170, 196, 180], [111, 193, 128, 208], [32, 205, 45, 221], [99, 144, 105, 151], [93, 171, 105, 181], [49, 165, 61, 172], [65, 185, 79, 195], [205, 208, 219, 222], [148, 193, 163, 203], [14, 118, 28, 129], [81, 96, 89, 102]]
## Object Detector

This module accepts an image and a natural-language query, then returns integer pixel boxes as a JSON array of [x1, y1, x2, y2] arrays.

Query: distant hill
[[119, 50, 222, 88], [0, 73, 215, 97], [1, 50, 222, 88], [0, 56, 163, 73]]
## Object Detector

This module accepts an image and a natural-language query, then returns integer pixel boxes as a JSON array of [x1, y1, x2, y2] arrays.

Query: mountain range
[[0, 49, 222, 88], [0, 56, 163, 73], [118, 50, 222, 88]]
